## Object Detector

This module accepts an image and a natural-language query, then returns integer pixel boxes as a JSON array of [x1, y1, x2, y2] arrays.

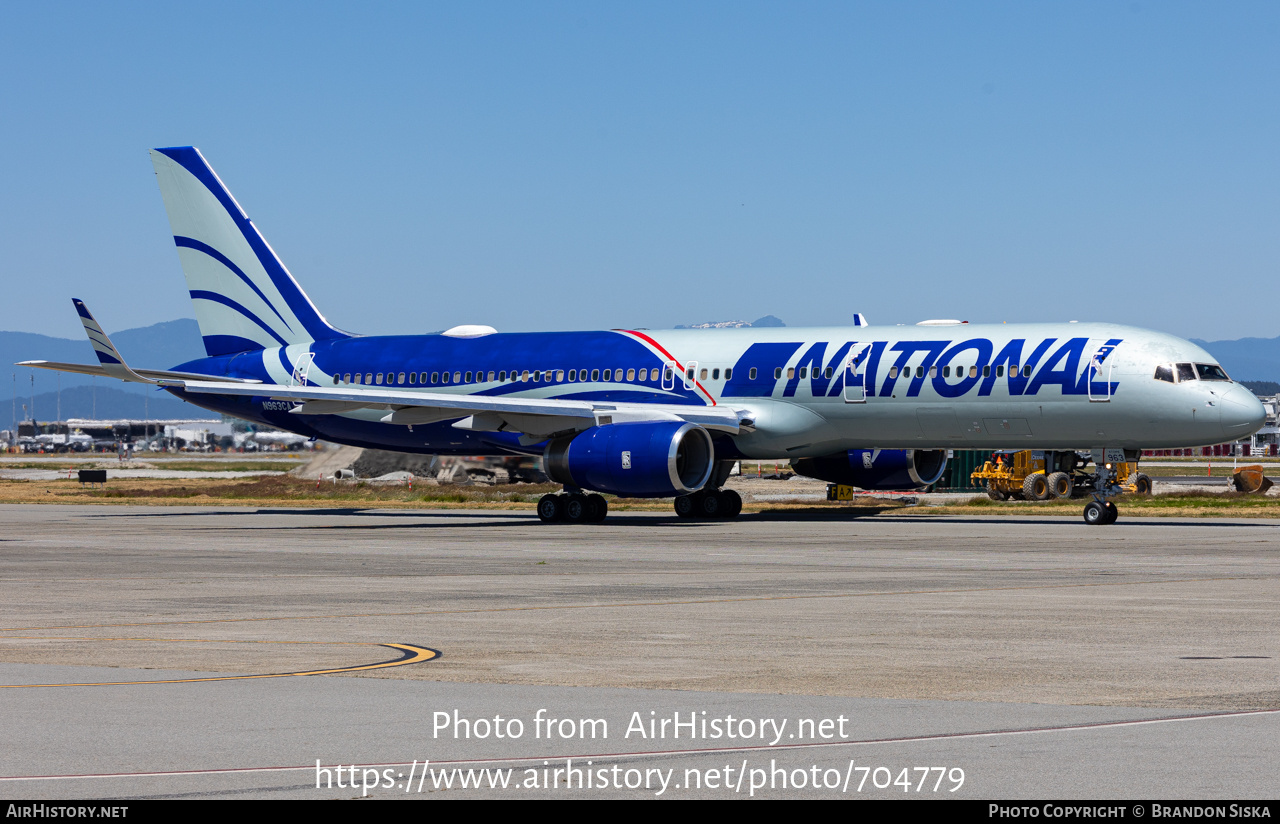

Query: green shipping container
[[934, 449, 990, 492]]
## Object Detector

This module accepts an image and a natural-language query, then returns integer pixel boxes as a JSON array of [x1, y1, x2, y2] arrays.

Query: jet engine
[[791, 448, 948, 490], [544, 421, 715, 498]]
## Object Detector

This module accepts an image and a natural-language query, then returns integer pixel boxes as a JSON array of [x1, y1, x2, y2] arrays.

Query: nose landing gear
[[1082, 460, 1124, 525]]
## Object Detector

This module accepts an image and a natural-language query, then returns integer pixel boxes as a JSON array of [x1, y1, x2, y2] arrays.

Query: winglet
[[71, 299, 156, 384]]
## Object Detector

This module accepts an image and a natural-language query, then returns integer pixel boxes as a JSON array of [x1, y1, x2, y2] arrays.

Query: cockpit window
[[1176, 363, 1197, 382], [1153, 364, 1174, 383], [1195, 363, 1230, 381]]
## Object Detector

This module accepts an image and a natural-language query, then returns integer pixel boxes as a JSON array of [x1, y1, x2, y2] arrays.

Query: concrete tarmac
[[1, 504, 1278, 799]]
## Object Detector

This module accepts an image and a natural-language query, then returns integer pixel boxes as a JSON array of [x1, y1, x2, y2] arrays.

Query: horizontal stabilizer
[[17, 360, 261, 385]]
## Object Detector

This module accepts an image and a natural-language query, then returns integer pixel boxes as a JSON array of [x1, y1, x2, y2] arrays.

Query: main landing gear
[[674, 488, 742, 520], [537, 492, 608, 524]]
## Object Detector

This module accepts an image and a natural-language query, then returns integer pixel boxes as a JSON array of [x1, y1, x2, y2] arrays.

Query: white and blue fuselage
[[21, 146, 1266, 523]]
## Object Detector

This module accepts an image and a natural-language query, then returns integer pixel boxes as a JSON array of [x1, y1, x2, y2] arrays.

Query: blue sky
[[2, 2, 1277, 342]]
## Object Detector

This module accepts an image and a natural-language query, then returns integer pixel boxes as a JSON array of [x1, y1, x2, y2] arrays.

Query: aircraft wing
[[163, 378, 746, 440]]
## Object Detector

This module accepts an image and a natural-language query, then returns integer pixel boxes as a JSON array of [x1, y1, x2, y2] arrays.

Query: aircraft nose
[[1219, 385, 1266, 440]]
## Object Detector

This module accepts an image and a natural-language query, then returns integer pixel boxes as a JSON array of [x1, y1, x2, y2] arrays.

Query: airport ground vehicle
[[19, 147, 1265, 525], [971, 450, 1152, 502]]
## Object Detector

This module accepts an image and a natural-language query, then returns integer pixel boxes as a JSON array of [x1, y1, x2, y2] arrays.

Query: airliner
[[20, 147, 1266, 526]]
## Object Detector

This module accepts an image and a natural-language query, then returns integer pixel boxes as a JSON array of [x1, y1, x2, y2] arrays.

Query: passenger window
[[568, 369, 577, 381], [823, 367, 832, 379], [487, 371, 495, 382], [687, 367, 695, 381], [376, 373, 384, 385], [556, 370, 565, 381], [522, 370, 530, 382], [774, 367, 783, 379], [889, 366, 899, 379], [1010, 364, 1018, 376], [915, 366, 924, 378], [365, 373, 373, 384], [343, 373, 352, 383], [623, 368, 632, 381], [1022, 365, 1031, 378], [419, 372, 427, 384], [929, 366, 937, 378], [711, 368, 719, 380], [464, 371, 472, 383], [398, 372, 406, 384], [1154, 364, 1175, 383], [498, 371, 507, 382], [996, 365, 1004, 378], [453, 371, 462, 383], [749, 367, 757, 380], [602, 369, 611, 381], [332, 375, 339, 385], [982, 366, 990, 378], [590, 369, 599, 381], [787, 368, 795, 380], [409, 372, 416, 385], [969, 366, 978, 378], [798, 367, 807, 379], [430, 372, 439, 384], [1176, 363, 1196, 382], [725, 368, 733, 380]]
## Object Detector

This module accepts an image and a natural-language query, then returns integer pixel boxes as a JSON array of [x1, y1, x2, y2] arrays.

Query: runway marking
[[2, 706, 1277, 783], [0, 642, 437, 688], [0, 575, 1264, 633]]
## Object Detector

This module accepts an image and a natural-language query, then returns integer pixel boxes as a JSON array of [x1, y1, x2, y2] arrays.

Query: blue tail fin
[[150, 147, 350, 357]]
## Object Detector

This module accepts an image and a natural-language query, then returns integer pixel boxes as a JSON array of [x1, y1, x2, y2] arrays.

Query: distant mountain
[[1191, 336, 1280, 383], [6, 384, 216, 425], [3, 319, 204, 402], [675, 315, 786, 329]]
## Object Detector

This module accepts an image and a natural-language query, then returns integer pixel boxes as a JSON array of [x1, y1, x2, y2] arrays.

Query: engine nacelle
[[544, 421, 714, 498], [791, 448, 948, 490]]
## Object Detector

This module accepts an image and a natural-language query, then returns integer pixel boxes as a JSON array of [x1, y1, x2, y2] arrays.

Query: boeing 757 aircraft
[[20, 148, 1267, 525]]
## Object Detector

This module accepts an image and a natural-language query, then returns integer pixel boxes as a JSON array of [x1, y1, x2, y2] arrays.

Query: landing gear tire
[[537, 494, 563, 523], [563, 494, 588, 523], [675, 489, 741, 519], [1023, 473, 1051, 501], [674, 494, 697, 518], [1047, 471, 1072, 499], [1084, 500, 1119, 525], [587, 493, 608, 522]]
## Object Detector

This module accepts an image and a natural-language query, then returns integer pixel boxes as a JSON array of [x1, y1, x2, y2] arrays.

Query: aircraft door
[[682, 361, 698, 390], [661, 360, 677, 391], [290, 351, 316, 387], [1087, 342, 1116, 403], [843, 344, 869, 403]]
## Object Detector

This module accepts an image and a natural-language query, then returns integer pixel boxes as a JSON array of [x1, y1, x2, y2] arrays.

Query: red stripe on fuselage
[[621, 330, 717, 406]]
